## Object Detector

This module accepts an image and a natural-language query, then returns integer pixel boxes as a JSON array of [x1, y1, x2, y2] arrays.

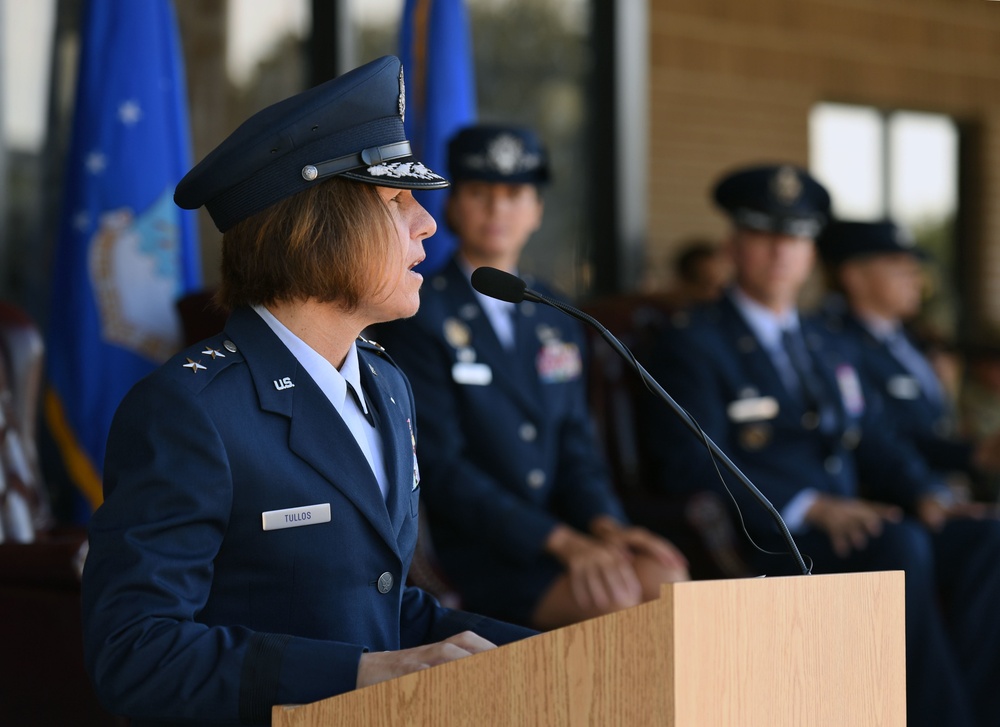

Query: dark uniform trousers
[[641, 295, 1000, 727], [82, 307, 532, 726], [372, 259, 627, 625]]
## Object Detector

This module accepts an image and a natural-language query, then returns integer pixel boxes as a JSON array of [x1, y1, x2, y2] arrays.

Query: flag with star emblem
[[45, 0, 200, 520], [398, 0, 477, 273]]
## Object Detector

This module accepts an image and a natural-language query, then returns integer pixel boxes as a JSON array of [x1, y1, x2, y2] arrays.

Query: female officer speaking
[[81, 56, 533, 726]]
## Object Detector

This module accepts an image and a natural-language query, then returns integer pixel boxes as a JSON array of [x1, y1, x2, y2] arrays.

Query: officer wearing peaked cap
[[819, 219, 1000, 509], [642, 164, 1000, 727], [373, 123, 689, 631], [82, 56, 533, 726]]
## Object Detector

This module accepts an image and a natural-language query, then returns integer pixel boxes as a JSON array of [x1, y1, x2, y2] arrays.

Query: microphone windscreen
[[470, 267, 527, 303]]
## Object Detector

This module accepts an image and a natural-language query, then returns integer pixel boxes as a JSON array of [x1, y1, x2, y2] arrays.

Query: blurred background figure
[[818, 220, 1000, 513], [960, 343, 1000, 502], [642, 163, 1000, 727], [668, 238, 733, 307], [374, 123, 689, 632]]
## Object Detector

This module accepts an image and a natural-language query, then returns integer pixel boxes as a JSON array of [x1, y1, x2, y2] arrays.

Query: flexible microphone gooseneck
[[470, 265, 810, 576]]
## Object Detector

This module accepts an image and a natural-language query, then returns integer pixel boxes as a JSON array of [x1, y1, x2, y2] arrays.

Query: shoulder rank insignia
[[358, 335, 385, 352], [183, 358, 207, 373]]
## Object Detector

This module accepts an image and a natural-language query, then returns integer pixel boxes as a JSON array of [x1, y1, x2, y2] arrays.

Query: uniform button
[[824, 456, 842, 475], [801, 411, 820, 430], [223, 340, 237, 353], [377, 572, 394, 594], [519, 422, 537, 442], [526, 469, 546, 489]]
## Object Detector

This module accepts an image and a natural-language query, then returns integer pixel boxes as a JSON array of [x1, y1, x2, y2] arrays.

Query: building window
[[810, 101, 960, 338]]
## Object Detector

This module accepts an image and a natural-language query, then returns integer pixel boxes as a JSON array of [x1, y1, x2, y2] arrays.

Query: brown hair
[[217, 177, 396, 312]]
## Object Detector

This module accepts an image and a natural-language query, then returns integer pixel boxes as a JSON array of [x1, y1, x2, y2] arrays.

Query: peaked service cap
[[817, 220, 927, 267], [174, 55, 448, 232], [448, 123, 550, 185], [713, 163, 831, 239]]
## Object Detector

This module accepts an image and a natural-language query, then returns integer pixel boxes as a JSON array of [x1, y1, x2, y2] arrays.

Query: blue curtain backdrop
[[45, 0, 200, 520], [398, 0, 477, 273]]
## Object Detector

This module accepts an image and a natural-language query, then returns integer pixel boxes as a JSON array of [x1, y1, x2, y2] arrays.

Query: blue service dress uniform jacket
[[372, 260, 626, 624], [81, 307, 533, 726], [642, 294, 940, 543], [828, 310, 973, 476]]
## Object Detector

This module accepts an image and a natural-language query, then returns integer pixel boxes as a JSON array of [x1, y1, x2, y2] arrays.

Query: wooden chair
[[580, 293, 753, 580]]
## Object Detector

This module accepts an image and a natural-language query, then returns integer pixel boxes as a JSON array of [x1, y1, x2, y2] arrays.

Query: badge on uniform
[[452, 362, 492, 386], [835, 364, 865, 416], [443, 317, 471, 349], [738, 423, 772, 451], [886, 375, 920, 400], [536, 340, 582, 383], [727, 396, 779, 423], [407, 417, 420, 491]]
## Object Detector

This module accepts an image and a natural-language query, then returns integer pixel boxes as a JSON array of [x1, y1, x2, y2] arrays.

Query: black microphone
[[471, 266, 810, 576], [470, 266, 529, 304]]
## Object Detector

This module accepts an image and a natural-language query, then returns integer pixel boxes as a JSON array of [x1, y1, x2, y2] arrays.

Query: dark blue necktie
[[781, 328, 833, 431], [347, 382, 376, 429]]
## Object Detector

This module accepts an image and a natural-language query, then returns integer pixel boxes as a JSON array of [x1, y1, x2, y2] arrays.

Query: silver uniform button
[[519, 422, 537, 442], [824, 456, 842, 475], [526, 469, 546, 489], [223, 340, 237, 353], [377, 572, 394, 594]]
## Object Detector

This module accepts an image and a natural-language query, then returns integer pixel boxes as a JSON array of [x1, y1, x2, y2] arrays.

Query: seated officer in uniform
[[81, 57, 534, 726], [372, 123, 689, 631], [818, 219, 1000, 516], [641, 163, 1000, 727]]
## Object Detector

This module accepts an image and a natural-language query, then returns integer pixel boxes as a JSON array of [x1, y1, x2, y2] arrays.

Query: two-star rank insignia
[[183, 358, 207, 373]]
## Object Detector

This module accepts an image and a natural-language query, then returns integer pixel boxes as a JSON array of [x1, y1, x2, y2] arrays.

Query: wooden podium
[[273, 571, 905, 726]]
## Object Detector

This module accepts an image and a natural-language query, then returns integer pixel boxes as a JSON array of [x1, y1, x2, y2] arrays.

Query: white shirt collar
[[729, 286, 800, 352], [252, 304, 366, 415], [856, 312, 898, 343]]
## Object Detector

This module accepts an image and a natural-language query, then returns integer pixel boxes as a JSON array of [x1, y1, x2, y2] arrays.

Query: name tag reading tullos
[[262, 503, 331, 531]]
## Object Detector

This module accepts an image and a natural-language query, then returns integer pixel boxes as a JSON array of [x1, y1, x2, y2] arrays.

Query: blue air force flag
[[45, 0, 201, 517], [398, 0, 477, 273]]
